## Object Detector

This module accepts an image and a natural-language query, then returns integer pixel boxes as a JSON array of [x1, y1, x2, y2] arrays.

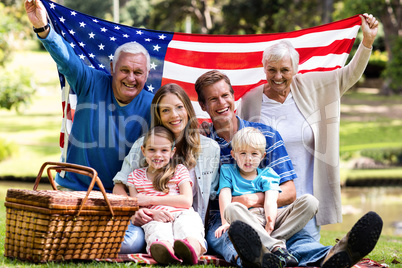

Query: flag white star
[[101, 27, 107, 32], [79, 22, 86, 27], [99, 64, 105, 69], [70, 42, 75, 48], [79, 54, 86, 60], [159, 34, 166, 40], [108, 54, 114, 60], [136, 30, 143, 35], [90, 65, 95, 68], [153, 44, 161, 51], [147, 84, 155, 92], [93, 19, 99, 23], [79, 42, 85, 47], [150, 62, 157, 70], [123, 34, 129, 38], [114, 26, 121, 30], [89, 53, 95, 58], [110, 36, 117, 41], [59, 17, 65, 23], [145, 38, 151, 42], [89, 32, 95, 38], [98, 44, 105, 50], [49, 3, 55, 9], [69, 29, 75, 35], [61, 31, 66, 37], [71, 11, 77, 16]]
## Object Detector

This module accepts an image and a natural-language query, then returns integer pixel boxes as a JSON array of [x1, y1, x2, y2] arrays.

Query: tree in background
[[336, 0, 401, 94], [0, 1, 35, 112]]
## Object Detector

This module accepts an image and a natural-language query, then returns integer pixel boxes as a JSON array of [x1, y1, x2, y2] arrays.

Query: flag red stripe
[[62, 101, 75, 121], [171, 15, 361, 43], [165, 38, 356, 70], [60, 132, 65, 148], [298, 66, 342, 74]]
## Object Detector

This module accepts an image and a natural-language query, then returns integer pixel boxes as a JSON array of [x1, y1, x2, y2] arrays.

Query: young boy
[[215, 127, 319, 267]]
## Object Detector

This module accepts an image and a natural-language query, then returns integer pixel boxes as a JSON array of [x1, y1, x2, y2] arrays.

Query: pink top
[[127, 164, 192, 213]]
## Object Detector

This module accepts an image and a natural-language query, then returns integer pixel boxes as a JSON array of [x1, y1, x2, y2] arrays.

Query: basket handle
[[33, 161, 115, 217]]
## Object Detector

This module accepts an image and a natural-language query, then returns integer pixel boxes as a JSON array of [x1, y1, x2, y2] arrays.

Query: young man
[[194, 69, 383, 268]]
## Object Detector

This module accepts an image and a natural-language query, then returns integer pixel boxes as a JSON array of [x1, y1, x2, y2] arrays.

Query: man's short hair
[[113, 41, 150, 72], [194, 70, 234, 104], [231, 127, 266, 155]]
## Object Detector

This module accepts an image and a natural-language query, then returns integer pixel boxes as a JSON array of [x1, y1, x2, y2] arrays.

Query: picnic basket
[[4, 161, 138, 263]]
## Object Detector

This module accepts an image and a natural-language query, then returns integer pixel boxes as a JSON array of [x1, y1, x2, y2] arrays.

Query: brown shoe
[[321, 211, 383, 268]]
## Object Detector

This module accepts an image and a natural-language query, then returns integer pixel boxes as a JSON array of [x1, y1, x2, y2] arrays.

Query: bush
[[365, 50, 387, 78], [0, 68, 36, 113], [382, 36, 402, 94], [0, 138, 16, 162], [360, 147, 402, 166]]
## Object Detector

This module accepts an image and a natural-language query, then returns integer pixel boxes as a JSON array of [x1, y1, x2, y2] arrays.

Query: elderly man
[[194, 70, 382, 268], [25, 0, 153, 192]]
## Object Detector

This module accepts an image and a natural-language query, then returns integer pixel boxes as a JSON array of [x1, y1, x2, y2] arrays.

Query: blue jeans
[[303, 217, 321, 242], [286, 229, 331, 266], [120, 222, 146, 254], [206, 212, 241, 266]]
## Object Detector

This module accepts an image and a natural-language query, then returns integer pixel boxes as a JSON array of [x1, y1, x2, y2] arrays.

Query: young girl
[[127, 125, 206, 265]]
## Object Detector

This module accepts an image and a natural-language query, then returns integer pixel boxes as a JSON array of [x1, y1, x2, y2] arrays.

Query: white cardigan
[[113, 135, 220, 224], [238, 43, 372, 225]]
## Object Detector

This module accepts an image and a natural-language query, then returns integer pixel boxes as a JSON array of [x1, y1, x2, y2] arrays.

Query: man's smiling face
[[199, 79, 236, 126], [111, 52, 148, 104]]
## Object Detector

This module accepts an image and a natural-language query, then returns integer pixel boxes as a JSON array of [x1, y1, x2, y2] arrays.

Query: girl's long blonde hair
[[143, 126, 176, 193], [151, 83, 200, 170]]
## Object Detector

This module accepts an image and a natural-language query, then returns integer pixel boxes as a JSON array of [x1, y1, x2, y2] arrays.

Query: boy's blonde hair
[[231, 127, 266, 154]]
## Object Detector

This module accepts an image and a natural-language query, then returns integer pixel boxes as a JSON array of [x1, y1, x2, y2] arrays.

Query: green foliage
[[0, 68, 36, 113], [217, 0, 323, 34], [0, 138, 16, 162], [63, 0, 113, 21], [365, 50, 387, 78], [382, 36, 402, 94], [361, 147, 402, 166]]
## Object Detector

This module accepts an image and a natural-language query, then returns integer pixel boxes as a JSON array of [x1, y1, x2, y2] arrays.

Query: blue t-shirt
[[41, 28, 153, 192], [218, 164, 282, 196]]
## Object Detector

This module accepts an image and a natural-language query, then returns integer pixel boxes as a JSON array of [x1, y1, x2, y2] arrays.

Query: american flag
[[40, 0, 362, 158]]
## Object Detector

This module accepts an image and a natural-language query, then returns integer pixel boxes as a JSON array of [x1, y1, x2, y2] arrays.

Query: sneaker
[[174, 239, 198, 265], [272, 247, 299, 267], [321, 211, 383, 268], [150, 241, 182, 265], [228, 221, 285, 268]]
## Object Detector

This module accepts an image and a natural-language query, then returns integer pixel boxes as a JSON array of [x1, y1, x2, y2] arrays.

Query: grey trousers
[[224, 194, 319, 251]]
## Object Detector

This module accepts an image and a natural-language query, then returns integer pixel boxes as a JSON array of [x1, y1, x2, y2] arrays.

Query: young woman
[[113, 83, 220, 255], [127, 126, 206, 265]]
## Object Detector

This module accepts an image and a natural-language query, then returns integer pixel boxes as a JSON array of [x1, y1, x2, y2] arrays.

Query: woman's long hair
[[143, 126, 176, 193], [151, 83, 200, 170]]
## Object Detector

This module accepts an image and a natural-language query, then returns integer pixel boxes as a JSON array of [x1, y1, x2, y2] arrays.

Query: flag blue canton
[[42, 0, 174, 93]]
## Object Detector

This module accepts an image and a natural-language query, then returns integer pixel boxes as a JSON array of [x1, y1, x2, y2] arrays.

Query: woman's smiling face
[[158, 93, 189, 139], [264, 55, 295, 94]]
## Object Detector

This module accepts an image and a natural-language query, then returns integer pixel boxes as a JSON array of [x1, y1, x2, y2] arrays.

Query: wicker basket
[[4, 162, 138, 263]]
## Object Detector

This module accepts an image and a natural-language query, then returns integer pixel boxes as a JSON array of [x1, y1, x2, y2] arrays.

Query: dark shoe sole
[[150, 242, 182, 265], [173, 239, 198, 265], [322, 211, 383, 268], [228, 221, 284, 268]]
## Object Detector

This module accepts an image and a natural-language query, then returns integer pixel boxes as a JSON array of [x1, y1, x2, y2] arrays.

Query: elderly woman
[[238, 13, 379, 240]]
